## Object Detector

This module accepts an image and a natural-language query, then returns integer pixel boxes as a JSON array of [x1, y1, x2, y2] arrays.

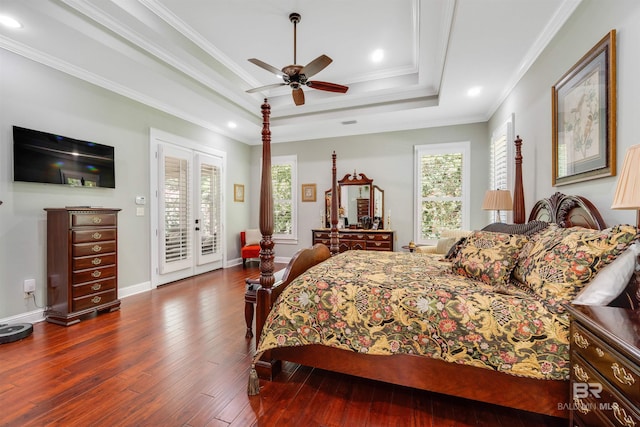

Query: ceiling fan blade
[[246, 83, 286, 93], [292, 88, 305, 106], [248, 58, 285, 77], [300, 55, 332, 78], [307, 80, 349, 93]]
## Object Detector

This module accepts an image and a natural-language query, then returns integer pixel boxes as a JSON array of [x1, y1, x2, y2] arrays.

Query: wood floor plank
[[0, 264, 567, 427]]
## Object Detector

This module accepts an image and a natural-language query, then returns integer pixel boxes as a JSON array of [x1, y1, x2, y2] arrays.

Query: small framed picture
[[234, 184, 244, 202], [301, 183, 316, 202]]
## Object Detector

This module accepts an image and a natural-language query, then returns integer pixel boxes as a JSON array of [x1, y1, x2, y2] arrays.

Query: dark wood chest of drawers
[[45, 208, 121, 325], [312, 229, 395, 253], [568, 305, 640, 426]]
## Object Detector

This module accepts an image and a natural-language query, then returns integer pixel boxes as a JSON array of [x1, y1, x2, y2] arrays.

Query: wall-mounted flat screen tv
[[13, 126, 115, 188]]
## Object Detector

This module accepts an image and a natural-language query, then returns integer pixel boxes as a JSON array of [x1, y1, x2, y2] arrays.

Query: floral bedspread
[[257, 251, 571, 380]]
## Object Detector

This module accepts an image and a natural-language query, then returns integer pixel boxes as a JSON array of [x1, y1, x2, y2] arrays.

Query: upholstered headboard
[[529, 192, 639, 309]]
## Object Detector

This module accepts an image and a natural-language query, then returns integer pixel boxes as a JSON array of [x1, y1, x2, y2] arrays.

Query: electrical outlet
[[23, 278, 36, 294]]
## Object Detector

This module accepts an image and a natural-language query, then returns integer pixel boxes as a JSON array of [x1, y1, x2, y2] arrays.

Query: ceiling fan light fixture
[[246, 12, 348, 106]]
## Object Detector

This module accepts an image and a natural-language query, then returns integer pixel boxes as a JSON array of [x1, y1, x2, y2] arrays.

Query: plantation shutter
[[196, 153, 222, 265], [159, 145, 193, 274]]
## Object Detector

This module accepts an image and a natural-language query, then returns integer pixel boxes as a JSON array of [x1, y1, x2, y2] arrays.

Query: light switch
[[136, 207, 145, 216]]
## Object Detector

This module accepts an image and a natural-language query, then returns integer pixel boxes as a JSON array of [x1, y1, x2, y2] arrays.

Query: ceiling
[[0, 0, 581, 145]]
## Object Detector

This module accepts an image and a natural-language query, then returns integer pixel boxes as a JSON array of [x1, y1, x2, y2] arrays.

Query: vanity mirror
[[324, 171, 384, 229]]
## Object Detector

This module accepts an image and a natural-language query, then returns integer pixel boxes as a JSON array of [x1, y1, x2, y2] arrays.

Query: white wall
[[250, 122, 490, 258], [489, 0, 640, 227], [0, 50, 251, 320]]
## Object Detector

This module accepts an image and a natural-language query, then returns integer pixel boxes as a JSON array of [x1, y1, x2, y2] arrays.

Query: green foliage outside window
[[272, 164, 292, 235], [420, 153, 463, 239]]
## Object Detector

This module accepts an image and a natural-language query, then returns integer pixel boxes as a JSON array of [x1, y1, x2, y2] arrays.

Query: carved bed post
[[255, 99, 282, 379], [330, 151, 339, 255], [513, 136, 525, 224]]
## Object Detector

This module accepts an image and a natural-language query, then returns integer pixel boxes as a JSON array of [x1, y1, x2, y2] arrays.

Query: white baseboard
[[0, 262, 297, 325], [0, 308, 46, 325], [275, 256, 291, 264], [226, 257, 244, 268], [119, 281, 152, 298]]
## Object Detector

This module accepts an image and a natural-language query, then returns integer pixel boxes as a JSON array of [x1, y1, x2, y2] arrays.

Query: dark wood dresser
[[45, 207, 121, 325], [312, 229, 395, 253], [568, 304, 640, 426]]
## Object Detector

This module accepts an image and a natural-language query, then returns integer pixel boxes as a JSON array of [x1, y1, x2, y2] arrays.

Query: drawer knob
[[573, 364, 589, 382], [92, 216, 102, 224], [92, 258, 102, 266], [91, 283, 102, 291], [92, 245, 102, 252], [573, 332, 589, 349], [91, 296, 102, 304], [573, 397, 590, 415], [612, 402, 635, 427], [595, 347, 605, 357], [612, 363, 635, 386], [91, 270, 102, 278], [92, 232, 102, 240]]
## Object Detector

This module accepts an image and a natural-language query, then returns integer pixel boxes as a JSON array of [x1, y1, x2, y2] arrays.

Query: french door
[[151, 131, 225, 287]]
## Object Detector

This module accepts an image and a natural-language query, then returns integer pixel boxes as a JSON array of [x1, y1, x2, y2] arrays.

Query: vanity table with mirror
[[313, 170, 394, 253]]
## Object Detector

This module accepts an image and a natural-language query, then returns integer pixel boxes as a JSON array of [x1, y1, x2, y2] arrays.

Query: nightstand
[[567, 305, 640, 426]]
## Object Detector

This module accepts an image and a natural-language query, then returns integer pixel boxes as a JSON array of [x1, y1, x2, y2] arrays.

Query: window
[[414, 142, 470, 243], [489, 115, 514, 222], [272, 155, 297, 241]]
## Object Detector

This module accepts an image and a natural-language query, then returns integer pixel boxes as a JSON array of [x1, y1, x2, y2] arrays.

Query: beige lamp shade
[[612, 144, 640, 209], [612, 144, 640, 228], [482, 189, 513, 211]]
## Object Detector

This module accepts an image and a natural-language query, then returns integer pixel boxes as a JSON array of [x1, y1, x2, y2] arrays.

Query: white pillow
[[435, 237, 457, 254], [245, 229, 261, 246], [572, 242, 639, 305]]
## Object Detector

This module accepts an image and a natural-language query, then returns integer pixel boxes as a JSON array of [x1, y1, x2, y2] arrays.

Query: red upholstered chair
[[240, 229, 261, 267]]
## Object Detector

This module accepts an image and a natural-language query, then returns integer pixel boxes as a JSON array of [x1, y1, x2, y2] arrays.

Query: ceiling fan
[[246, 12, 349, 106]]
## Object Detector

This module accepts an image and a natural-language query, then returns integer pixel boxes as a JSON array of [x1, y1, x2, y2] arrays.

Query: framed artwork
[[234, 184, 244, 202], [301, 183, 316, 202], [552, 30, 616, 186]]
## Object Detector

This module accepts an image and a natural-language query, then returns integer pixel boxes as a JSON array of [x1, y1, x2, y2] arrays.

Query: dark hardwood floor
[[0, 263, 567, 426]]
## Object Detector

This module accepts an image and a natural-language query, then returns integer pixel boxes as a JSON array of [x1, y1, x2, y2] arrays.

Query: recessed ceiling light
[[467, 86, 482, 97], [370, 49, 384, 63], [0, 15, 22, 29], [227, 121, 237, 129]]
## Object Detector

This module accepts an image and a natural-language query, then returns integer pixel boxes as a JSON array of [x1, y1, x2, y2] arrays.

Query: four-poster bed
[[249, 99, 639, 418]]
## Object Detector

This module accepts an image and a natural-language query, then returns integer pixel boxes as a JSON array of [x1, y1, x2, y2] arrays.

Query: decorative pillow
[[511, 223, 559, 283], [515, 225, 639, 302], [444, 237, 467, 260], [573, 242, 640, 305], [481, 220, 549, 236], [451, 231, 530, 287], [245, 229, 261, 246]]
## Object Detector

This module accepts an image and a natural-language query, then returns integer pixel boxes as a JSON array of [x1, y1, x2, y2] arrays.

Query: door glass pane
[[164, 155, 191, 265], [199, 162, 220, 256]]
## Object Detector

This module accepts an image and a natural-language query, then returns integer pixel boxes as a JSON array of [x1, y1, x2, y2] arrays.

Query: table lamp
[[611, 144, 640, 228], [482, 189, 513, 223]]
